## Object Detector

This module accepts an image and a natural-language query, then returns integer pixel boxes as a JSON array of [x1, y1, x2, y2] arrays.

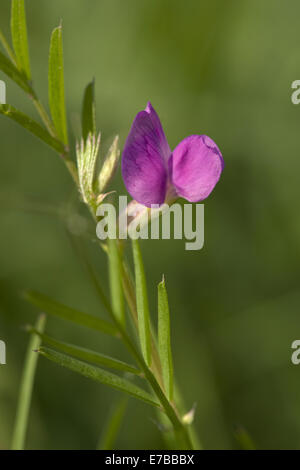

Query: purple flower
[[122, 102, 224, 208]]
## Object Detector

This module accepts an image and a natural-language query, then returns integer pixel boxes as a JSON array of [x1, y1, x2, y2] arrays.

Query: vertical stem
[[11, 314, 46, 450]]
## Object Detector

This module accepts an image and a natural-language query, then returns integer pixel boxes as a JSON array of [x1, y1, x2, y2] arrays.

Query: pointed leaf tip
[[82, 79, 96, 141]]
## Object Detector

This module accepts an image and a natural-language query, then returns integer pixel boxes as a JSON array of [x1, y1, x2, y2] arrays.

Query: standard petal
[[122, 103, 170, 207], [169, 135, 224, 202]]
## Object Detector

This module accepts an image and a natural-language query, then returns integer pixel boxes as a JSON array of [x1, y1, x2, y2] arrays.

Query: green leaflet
[[11, 0, 31, 80], [39, 347, 160, 408], [82, 79, 96, 141], [28, 327, 140, 375], [24, 290, 117, 337], [0, 104, 66, 155], [48, 24, 68, 144], [132, 240, 151, 366], [11, 314, 46, 450], [158, 276, 174, 401]]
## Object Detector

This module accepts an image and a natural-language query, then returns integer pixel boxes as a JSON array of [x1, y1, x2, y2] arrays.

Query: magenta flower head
[[122, 102, 224, 208]]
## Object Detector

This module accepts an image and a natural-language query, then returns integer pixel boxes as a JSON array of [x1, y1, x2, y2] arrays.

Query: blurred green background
[[1, 0, 300, 450]]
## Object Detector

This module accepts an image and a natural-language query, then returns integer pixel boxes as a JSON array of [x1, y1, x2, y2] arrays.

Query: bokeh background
[[1, 0, 300, 450]]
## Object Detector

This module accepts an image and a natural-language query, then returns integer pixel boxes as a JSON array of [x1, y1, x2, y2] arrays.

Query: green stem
[[11, 314, 46, 450], [64, 158, 79, 185], [31, 97, 57, 137], [0, 29, 16, 64]]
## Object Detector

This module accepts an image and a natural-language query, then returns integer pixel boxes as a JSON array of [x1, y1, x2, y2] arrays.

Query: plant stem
[[11, 314, 46, 450], [31, 97, 57, 137], [0, 29, 17, 64]]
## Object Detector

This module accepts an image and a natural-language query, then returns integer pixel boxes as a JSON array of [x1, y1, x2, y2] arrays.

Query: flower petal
[[169, 135, 224, 202], [122, 103, 170, 207]]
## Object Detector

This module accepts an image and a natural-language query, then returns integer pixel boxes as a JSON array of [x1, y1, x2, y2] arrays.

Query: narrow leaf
[[158, 276, 173, 401], [24, 290, 117, 337], [48, 24, 68, 144], [39, 347, 160, 408], [108, 238, 125, 327], [98, 397, 128, 450], [0, 104, 66, 155], [82, 79, 96, 141], [0, 50, 33, 95], [11, 314, 46, 450], [28, 327, 140, 375], [11, 0, 31, 80], [132, 240, 151, 366]]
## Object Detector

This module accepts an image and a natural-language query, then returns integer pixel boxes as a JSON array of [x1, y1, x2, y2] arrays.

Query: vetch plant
[[0, 1, 223, 450]]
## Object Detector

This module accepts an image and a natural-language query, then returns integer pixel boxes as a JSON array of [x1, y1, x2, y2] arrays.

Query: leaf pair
[[28, 327, 140, 376], [24, 291, 160, 409], [38, 347, 160, 408]]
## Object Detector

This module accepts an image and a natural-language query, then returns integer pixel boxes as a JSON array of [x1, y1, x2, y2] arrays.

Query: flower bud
[[76, 133, 100, 205], [98, 135, 120, 192]]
